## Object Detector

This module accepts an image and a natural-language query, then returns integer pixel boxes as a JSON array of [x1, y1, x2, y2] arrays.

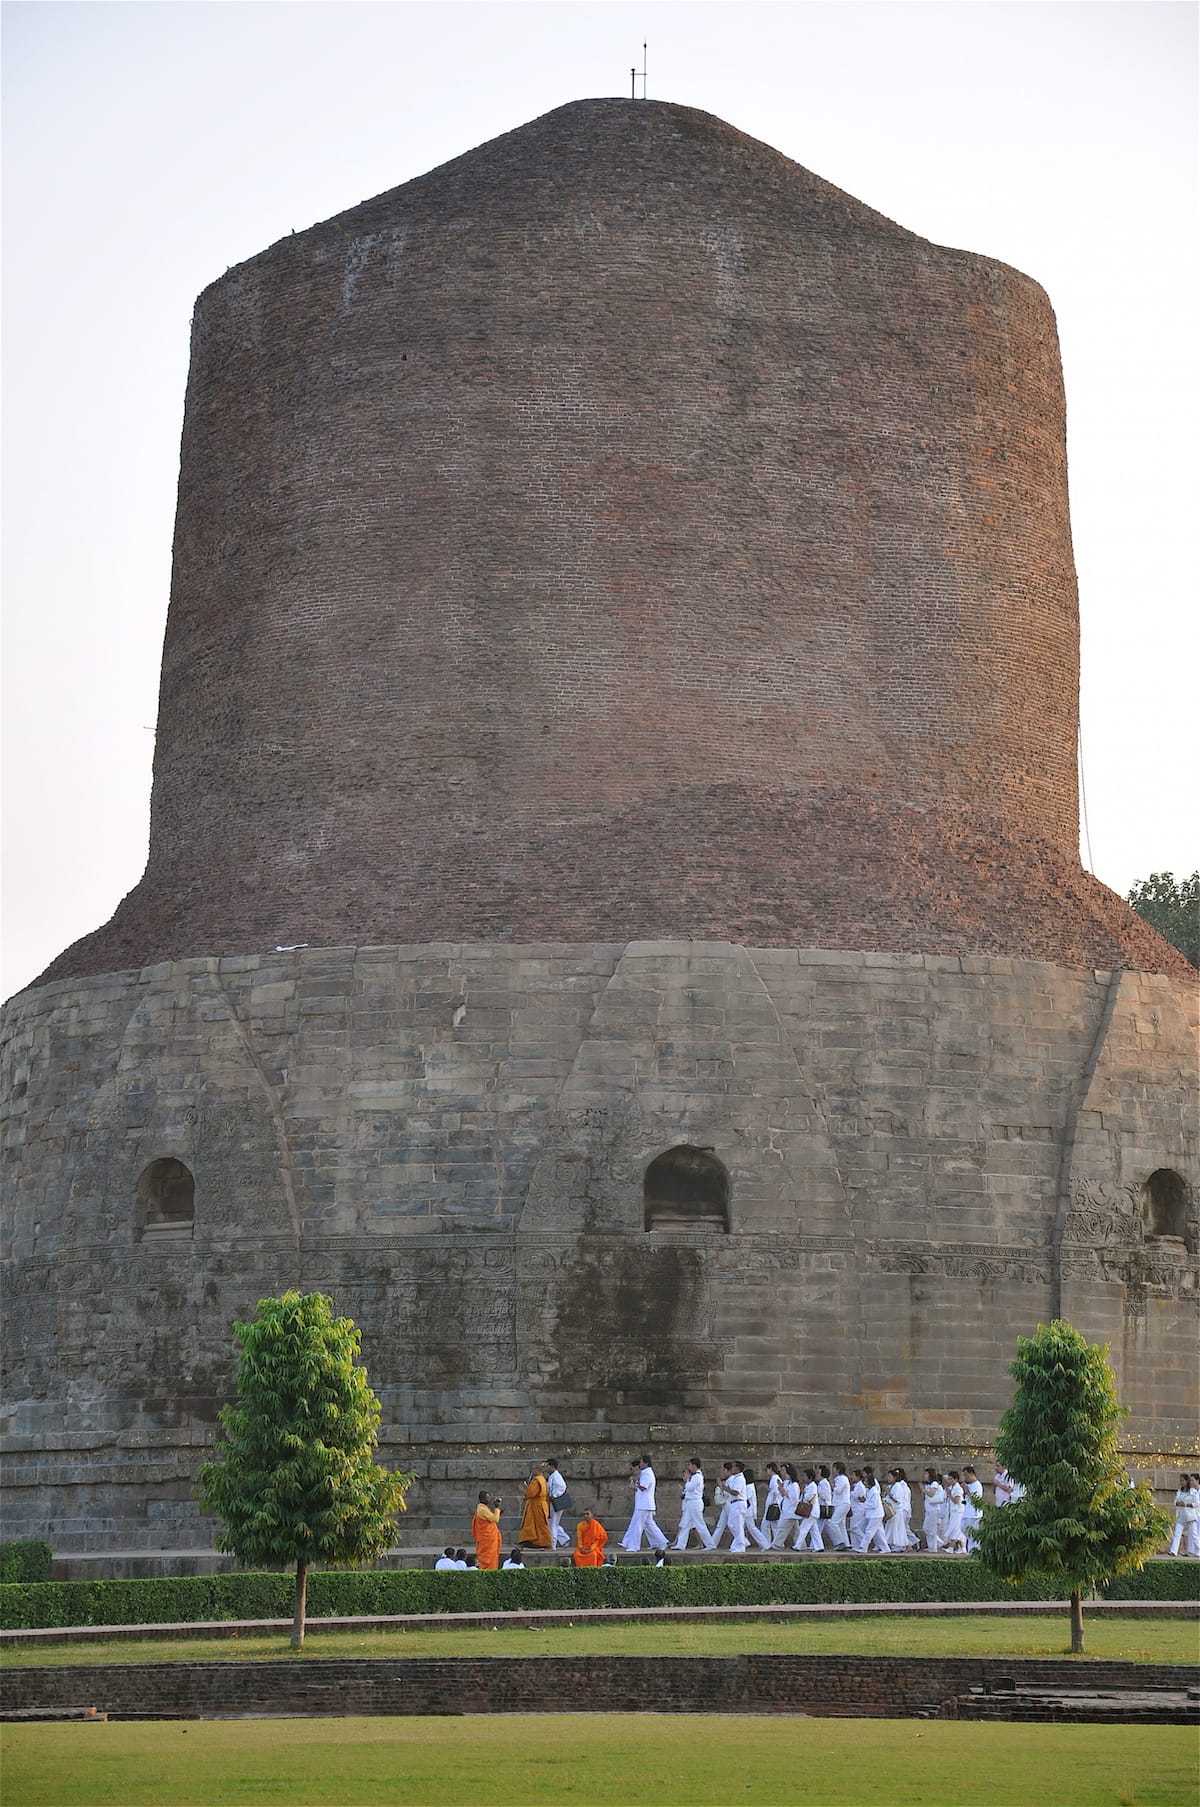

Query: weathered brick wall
[[2, 943, 1194, 1550], [40, 97, 1182, 986], [4, 1654, 1194, 1720]]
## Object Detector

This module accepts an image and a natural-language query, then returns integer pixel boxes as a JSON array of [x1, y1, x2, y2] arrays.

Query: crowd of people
[[459, 1454, 1044, 1569]]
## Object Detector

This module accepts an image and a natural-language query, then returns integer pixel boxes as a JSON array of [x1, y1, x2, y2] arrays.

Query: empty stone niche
[[1141, 1169, 1189, 1247], [135, 1157, 195, 1244], [644, 1145, 729, 1231]]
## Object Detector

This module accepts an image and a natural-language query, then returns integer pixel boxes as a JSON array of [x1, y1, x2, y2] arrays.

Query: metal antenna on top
[[631, 43, 648, 99], [640, 42, 648, 99]]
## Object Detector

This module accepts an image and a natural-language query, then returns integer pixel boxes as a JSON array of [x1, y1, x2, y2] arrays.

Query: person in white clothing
[[993, 1466, 1014, 1509], [770, 1463, 803, 1548], [943, 1471, 967, 1552], [545, 1458, 572, 1549], [621, 1455, 669, 1552], [709, 1466, 734, 1547], [434, 1547, 458, 1571], [829, 1462, 852, 1550], [501, 1548, 525, 1569], [885, 1468, 914, 1551], [816, 1467, 837, 1548], [848, 1469, 868, 1551], [921, 1468, 945, 1552], [760, 1462, 784, 1536], [741, 1468, 772, 1550], [962, 1467, 984, 1552], [794, 1468, 825, 1553], [1168, 1474, 1200, 1556], [674, 1459, 716, 1551], [724, 1462, 750, 1552], [860, 1468, 891, 1554]]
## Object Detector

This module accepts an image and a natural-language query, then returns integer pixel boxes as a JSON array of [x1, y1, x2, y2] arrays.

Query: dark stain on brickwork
[[548, 1242, 716, 1411]]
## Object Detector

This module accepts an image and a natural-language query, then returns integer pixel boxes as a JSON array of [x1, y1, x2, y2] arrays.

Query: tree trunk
[[291, 1560, 308, 1650], [1069, 1588, 1084, 1654]]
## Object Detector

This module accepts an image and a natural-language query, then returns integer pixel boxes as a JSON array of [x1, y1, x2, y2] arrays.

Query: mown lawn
[[3, 1612, 1196, 1667], [3, 1716, 1196, 1806]]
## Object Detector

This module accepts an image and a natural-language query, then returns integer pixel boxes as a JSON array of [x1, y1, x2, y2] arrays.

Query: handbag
[[555, 1491, 574, 1515], [820, 1503, 833, 1520], [765, 1503, 781, 1522]]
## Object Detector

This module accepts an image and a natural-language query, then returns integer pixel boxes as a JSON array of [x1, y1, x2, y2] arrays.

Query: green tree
[[196, 1291, 411, 1648], [1126, 870, 1199, 966], [975, 1320, 1170, 1653]]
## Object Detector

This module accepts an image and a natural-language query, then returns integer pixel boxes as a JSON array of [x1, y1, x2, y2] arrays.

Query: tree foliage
[[974, 1320, 1170, 1651], [196, 1291, 411, 1646], [1126, 870, 1199, 966]]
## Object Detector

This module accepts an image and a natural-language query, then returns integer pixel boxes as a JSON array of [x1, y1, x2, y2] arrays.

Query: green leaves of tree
[[196, 1292, 412, 1573], [1127, 870, 1199, 966]]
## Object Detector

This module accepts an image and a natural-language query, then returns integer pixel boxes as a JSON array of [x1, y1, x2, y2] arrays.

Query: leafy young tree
[[1126, 870, 1199, 967], [974, 1320, 1170, 1653], [196, 1291, 411, 1648]]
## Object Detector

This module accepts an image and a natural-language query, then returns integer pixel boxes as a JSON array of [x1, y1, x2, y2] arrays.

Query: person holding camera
[[472, 1488, 503, 1570]]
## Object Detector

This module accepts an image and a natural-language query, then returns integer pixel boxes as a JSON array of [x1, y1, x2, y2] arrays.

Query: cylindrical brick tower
[[44, 98, 1174, 981]]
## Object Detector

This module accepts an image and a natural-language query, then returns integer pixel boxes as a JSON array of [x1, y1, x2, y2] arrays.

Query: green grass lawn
[[3, 1613, 1197, 1667], [2, 1716, 1196, 1806]]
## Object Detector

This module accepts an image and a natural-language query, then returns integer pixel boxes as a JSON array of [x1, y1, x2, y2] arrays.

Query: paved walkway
[[3, 1598, 1195, 1646]]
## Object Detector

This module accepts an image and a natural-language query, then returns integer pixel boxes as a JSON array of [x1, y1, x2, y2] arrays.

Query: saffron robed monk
[[471, 1490, 503, 1570], [518, 1462, 552, 1548], [574, 1508, 609, 1567]]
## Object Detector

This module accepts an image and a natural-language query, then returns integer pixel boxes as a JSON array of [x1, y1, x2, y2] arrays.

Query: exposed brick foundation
[[3, 1655, 1195, 1721]]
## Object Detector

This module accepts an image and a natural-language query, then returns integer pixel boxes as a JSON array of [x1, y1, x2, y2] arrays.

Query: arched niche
[[644, 1145, 729, 1231], [135, 1157, 195, 1244], [1142, 1168, 1188, 1241]]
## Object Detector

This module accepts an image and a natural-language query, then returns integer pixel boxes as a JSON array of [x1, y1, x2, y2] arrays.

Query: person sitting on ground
[[501, 1548, 526, 1569], [434, 1546, 458, 1571], [574, 1506, 609, 1567]]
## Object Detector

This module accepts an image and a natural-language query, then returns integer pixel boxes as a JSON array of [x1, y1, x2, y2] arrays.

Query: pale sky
[[2, 0, 1196, 998]]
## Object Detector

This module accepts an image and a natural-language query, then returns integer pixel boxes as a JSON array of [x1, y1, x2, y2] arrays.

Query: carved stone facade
[[2, 944, 1195, 1548]]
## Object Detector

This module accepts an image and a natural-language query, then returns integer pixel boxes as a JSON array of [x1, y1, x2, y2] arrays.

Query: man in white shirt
[[545, 1458, 572, 1549], [674, 1459, 716, 1550], [621, 1455, 669, 1552], [724, 1461, 750, 1552], [434, 1547, 458, 1571]]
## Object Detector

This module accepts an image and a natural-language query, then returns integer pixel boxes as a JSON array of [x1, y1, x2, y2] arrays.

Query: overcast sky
[[2, 0, 1196, 997]]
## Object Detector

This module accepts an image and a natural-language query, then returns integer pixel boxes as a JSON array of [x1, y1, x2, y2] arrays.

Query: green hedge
[[3, 1558, 1195, 1631], [0, 1541, 53, 1585]]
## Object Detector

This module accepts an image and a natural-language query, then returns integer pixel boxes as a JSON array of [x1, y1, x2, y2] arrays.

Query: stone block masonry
[[2, 941, 1194, 1550]]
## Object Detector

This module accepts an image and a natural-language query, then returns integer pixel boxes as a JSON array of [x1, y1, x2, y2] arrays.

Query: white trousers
[[549, 1508, 571, 1549], [621, 1506, 668, 1552], [770, 1509, 800, 1549], [727, 1501, 750, 1552], [827, 1503, 851, 1548], [674, 1502, 715, 1550], [744, 1514, 772, 1550], [796, 1511, 825, 1553], [861, 1511, 891, 1554], [1169, 1516, 1200, 1556], [710, 1503, 731, 1545]]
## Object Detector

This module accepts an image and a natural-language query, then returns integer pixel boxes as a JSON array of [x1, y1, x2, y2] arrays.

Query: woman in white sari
[[886, 1467, 914, 1551], [921, 1467, 945, 1552]]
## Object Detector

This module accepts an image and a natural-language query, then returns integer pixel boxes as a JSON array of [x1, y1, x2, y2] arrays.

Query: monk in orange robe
[[574, 1508, 608, 1567], [518, 1464, 552, 1547], [471, 1491, 503, 1570]]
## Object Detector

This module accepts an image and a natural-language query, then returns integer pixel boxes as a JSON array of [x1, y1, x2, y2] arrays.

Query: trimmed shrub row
[[1, 1558, 1195, 1631], [0, 1541, 53, 1585]]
